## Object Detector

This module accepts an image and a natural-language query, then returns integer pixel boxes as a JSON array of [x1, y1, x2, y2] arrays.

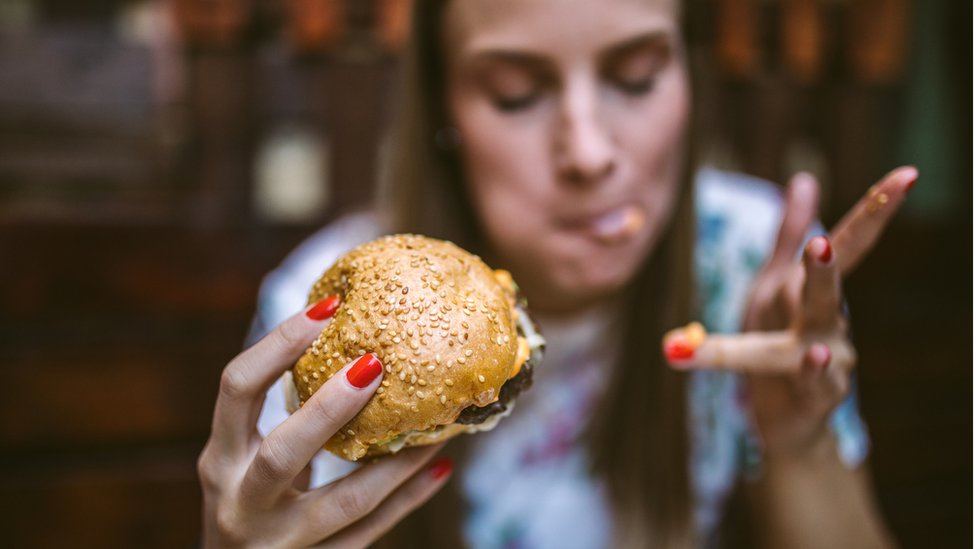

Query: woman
[[198, 0, 910, 546]]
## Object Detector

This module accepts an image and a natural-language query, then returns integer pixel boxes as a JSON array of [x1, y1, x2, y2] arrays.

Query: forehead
[[443, 0, 680, 60]]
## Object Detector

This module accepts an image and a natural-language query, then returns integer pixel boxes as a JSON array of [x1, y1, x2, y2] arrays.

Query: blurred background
[[0, 0, 970, 547]]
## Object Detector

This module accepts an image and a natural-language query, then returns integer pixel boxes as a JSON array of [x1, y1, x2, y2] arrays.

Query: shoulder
[[250, 211, 386, 342]]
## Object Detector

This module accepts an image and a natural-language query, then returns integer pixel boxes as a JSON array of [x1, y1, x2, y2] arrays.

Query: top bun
[[292, 234, 524, 461]]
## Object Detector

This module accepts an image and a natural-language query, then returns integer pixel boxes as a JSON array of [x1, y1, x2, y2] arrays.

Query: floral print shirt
[[252, 169, 869, 548]]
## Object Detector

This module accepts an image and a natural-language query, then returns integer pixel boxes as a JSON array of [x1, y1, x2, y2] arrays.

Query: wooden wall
[[0, 1, 970, 547]]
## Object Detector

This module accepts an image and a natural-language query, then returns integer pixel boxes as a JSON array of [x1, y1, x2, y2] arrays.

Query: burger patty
[[454, 349, 536, 425]]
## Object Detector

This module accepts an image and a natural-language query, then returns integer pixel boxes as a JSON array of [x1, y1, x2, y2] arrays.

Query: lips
[[559, 204, 646, 245]]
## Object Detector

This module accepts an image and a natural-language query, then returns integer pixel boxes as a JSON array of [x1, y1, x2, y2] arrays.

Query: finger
[[240, 353, 385, 505], [796, 343, 852, 406], [664, 329, 801, 374], [211, 296, 340, 453], [830, 165, 917, 275], [797, 342, 831, 384], [766, 172, 820, 272], [799, 236, 841, 331], [310, 455, 453, 549]]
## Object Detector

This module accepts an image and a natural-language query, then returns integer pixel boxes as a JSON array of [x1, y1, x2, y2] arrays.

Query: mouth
[[558, 204, 647, 245]]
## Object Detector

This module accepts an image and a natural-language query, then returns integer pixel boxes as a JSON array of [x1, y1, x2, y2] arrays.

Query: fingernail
[[429, 457, 454, 480], [346, 354, 383, 389], [901, 166, 918, 192], [663, 322, 706, 362], [664, 338, 696, 361], [306, 296, 340, 320], [812, 344, 832, 370], [810, 236, 832, 264]]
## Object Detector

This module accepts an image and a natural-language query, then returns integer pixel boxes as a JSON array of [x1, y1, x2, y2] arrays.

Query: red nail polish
[[306, 296, 340, 320], [346, 354, 383, 389], [814, 236, 832, 264], [429, 457, 454, 480], [905, 176, 916, 192], [664, 338, 695, 361]]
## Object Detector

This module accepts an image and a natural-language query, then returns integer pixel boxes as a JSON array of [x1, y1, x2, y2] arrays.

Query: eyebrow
[[464, 30, 672, 69]]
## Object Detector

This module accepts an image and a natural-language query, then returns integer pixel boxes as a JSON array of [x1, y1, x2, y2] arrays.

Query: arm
[[746, 433, 895, 549], [665, 167, 917, 548]]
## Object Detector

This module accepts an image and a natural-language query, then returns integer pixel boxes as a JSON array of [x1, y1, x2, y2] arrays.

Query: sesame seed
[[440, 395, 447, 404], [435, 387, 443, 395], [445, 379, 454, 386], [416, 391, 426, 399], [382, 380, 390, 386], [408, 386, 415, 394], [458, 356, 467, 364], [478, 375, 485, 383], [427, 365, 436, 371], [464, 349, 473, 357], [399, 372, 406, 381], [418, 379, 427, 386], [347, 429, 355, 436], [377, 387, 385, 394], [411, 374, 418, 384], [402, 287, 409, 294]]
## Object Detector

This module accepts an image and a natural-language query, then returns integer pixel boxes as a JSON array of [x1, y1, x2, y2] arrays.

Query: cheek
[[453, 102, 553, 242]]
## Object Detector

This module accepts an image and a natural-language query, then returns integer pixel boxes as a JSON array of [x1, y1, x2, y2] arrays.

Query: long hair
[[375, 1, 698, 546]]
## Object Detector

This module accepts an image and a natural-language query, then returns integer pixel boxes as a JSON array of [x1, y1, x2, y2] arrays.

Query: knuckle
[[219, 367, 252, 402], [215, 506, 247, 546], [273, 318, 312, 355], [331, 481, 378, 523], [197, 448, 221, 490], [304, 390, 345, 428], [253, 437, 294, 482]]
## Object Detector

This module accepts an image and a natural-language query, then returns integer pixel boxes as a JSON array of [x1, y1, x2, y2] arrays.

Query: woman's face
[[443, 0, 690, 313]]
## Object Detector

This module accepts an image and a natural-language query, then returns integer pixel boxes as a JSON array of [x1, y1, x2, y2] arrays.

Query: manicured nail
[[663, 322, 706, 362], [346, 354, 383, 389], [306, 296, 340, 320], [664, 338, 696, 361], [429, 457, 454, 480], [900, 166, 919, 192], [811, 236, 832, 264]]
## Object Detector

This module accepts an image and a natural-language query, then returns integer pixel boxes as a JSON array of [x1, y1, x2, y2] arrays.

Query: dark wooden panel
[[0, 446, 202, 549]]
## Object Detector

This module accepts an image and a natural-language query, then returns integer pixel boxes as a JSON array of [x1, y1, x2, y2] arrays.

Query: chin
[[545, 248, 643, 306]]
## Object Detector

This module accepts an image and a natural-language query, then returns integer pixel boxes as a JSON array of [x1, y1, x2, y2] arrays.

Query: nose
[[554, 82, 617, 186]]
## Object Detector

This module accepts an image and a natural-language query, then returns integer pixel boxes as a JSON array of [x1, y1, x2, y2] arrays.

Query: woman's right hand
[[198, 298, 454, 548]]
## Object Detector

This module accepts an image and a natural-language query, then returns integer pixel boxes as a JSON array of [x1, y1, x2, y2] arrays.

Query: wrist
[[760, 423, 836, 467]]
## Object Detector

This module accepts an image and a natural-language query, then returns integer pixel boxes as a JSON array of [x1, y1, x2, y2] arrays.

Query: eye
[[613, 77, 656, 96], [493, 92, 541, 112]]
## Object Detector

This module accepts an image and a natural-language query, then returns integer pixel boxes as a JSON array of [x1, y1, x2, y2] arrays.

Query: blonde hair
[[375, 1, 698, 546]]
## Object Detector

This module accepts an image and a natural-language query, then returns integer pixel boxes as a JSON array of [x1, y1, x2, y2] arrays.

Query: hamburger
[[286, 234, 544, 461]]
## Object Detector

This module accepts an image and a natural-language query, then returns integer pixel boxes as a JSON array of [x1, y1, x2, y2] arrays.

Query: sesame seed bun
[[292, 234, 533, 461]]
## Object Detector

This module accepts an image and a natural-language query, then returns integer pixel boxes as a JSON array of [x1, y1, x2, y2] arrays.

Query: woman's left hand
[[662, 166, 918, 458]]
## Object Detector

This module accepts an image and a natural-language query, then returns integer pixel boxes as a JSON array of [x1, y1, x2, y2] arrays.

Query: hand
[[662, 166, 918, 458], [198, 299, 453, 548]]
